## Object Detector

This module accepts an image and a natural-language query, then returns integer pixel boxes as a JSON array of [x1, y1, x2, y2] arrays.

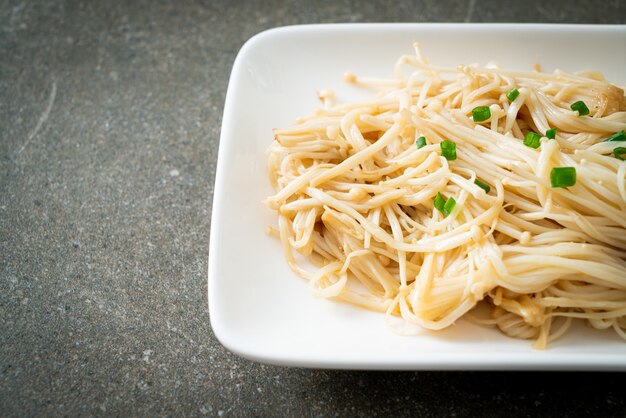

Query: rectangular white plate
[[209, 23, 626, 370]]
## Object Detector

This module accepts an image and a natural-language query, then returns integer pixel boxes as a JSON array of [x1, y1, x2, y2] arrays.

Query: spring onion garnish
[[472, 106, 491, 122], [570, 101, 590, 116], [613, 147, 626, 161], [545, 128, 557, 140], [506, 88, 520, 102], [523, 132, 542, 149], [434, 192, 446, 214], [440, 140, 457, 161], [443, 197, 456, 216], [604, 130, 626, 142], [416, 136, 427, 149], [550, 167, 576, 188], [434, 193, 456, 217], [474, 179, 491, 193]]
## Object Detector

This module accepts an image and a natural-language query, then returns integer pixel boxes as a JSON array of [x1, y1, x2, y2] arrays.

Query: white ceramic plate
[[209, 23, 626, 370]]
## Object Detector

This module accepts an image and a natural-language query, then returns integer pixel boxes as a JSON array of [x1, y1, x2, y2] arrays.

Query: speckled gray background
[[1, 0, 625, 416]]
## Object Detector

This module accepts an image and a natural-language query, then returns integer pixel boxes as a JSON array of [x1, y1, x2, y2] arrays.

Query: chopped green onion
[[604, 130, 626, 142], [433, 192, 456, 217], [506, 88, 520, 102], [570, 101, 589, 116], [434, 192, 446, 214], [443, 197, 456, 215], [416, 136, 427, 149], [613, 147, 626, 161], [472, 106, 491, 122], [545, 128, 557, 140], [550, 167, 576, 188], [474, 179, 491, 193], [440, 140, 457, 160], [523, 132, 542, 149]]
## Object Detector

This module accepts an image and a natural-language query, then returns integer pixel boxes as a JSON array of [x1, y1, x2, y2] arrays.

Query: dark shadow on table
[[296, 370, 623, 417]]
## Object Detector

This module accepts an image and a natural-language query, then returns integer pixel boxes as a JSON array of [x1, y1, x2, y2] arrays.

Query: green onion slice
[[570, 101, 590, 116], [443, 197, 456, 216], [613, 147, 626, 161], [604, 130, 626, 142], [416, 136, 427, 149], [506, 89, 520, 102], [523, 132, 542, 149], [545, 128, 557, 140], [472, 106, 491, 122], [440, 140, 457, 161], [434, 193, 457, 217], [474, 179, 491, 193], [550, 167, 576, 188], [434, 192, 446, 214]]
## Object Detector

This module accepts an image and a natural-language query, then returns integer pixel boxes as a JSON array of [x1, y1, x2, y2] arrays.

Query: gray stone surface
[[1, 0, 625, 416]]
